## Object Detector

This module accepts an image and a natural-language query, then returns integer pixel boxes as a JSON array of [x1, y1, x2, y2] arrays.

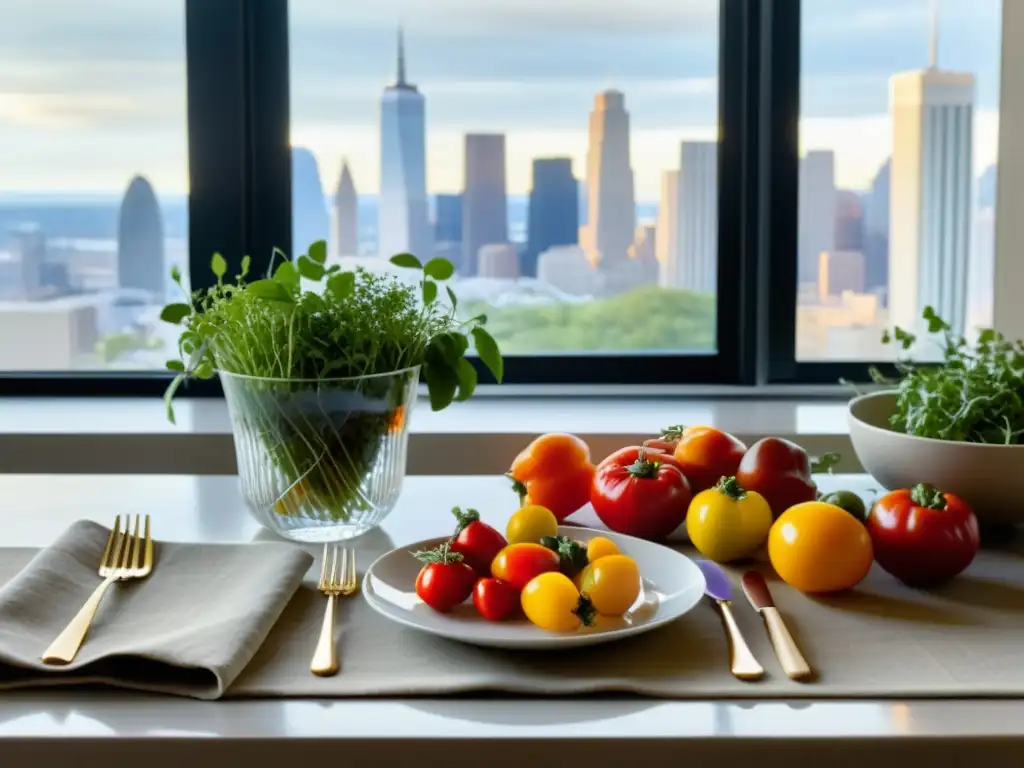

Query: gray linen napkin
[[0, 520, 313, 700]]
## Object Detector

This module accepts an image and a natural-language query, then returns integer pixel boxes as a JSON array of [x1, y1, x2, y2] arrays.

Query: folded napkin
[[0, 520, 313, 699]]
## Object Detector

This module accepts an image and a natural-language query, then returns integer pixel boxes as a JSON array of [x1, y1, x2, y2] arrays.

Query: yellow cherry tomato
[[521, 572, 595, 632], [768, 501, 874, 593], [577, 554, 641, 616], [586, 536, 620, 563], [506, 504, 559, 545], [686, 476, 772, 563]]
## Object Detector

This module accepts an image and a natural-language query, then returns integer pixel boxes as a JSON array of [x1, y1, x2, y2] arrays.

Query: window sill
[[0, 395, 858, 475]]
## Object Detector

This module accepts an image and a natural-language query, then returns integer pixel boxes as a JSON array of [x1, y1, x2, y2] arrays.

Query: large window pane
[[289, 0, 720, 355], [797, 0, 1001, 361], [0, 0, 188, 371]]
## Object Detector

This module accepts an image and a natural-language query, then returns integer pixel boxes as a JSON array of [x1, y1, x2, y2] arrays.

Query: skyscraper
[[656, 170, 680, 288], [117, 175, 164, 297], [798, 150, 836, 291], [379, 28, 431, 261], [9, 223, 45, 301], [584, 90, 636, 268], [889, 8, 974, 334], [292, 147, 329, 255], [678, 142, 718, 294], [434, 194, 462, 245], [835, 191, 865, 252], [332, 160, 358, 258], [863, 158, 891, 296], [461, 133, 507, 276], [525, 158, 578, 278]]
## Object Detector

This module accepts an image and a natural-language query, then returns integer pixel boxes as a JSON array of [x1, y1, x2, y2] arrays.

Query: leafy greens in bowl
[[867, 306, 1024, 445]]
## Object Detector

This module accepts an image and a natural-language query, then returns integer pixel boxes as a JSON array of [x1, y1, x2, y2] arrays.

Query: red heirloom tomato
[[413, 542, 478, 613], [591, 447, 692, 540], [472, 577, 520, 621], [665, 425, 748, 493], [507, 433, 595, 522], [735, 437, 818, 518], [866, 484, 980, 587], [490, 543, 561, 590], [449, 506, 507, 576]]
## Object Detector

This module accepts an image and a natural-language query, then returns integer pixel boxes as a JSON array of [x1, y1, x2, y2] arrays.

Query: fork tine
[[118, 516, 136, 570], [100, 516, 120, 570], [143, 515, 153, 573], [346, 548, 357, 590], [130, 515, 142, 570], [105, 516, 126, 571], [330, 546, 340, 588]]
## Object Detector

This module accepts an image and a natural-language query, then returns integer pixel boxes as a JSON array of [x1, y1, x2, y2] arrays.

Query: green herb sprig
[[871, 306, 1024, 444], [158, 242, 503, 423]]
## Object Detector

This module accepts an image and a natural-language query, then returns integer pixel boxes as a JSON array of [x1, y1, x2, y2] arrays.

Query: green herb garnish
[[871, 306, 1024, 444]]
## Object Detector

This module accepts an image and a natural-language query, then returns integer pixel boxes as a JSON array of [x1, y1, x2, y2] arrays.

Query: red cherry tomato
[[669, 425, 747, 493], [491, 543, 560, 590], [590, 447, 693, 540], [866, 484, 980, 587], [413, 543, 477, 613], [472, 577, 520, 621], [735, 437, 817, 518], [449, 507, 507, 576]]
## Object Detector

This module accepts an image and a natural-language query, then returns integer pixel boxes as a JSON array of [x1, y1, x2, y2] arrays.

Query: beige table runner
[[2, 540, 1024, 699]]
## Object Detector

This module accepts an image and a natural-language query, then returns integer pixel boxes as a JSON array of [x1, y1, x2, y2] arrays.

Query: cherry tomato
[[578, 554, 642, 616], [413, 542, 477, 613], [450, 507, 507, 576], [506, 505, 558, 545], [472, 577, 520, 621], [768, 501, 873, 593], [866, 484, 979, 587], [586, 536, 620, 563], [508, 433, 595, 522], [591, 447, 692, 540], [490, 542, 560, 590], [521, 572, 596, 632], [659, 425, 748, 493], [736, 437, 818, 518]]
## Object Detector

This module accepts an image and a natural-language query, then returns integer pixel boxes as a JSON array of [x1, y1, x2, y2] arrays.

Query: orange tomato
[[490, 543, 560, 590], [768, 501, 874, 593], [507, 433, 594, 522], [671, 426, 747, 493]]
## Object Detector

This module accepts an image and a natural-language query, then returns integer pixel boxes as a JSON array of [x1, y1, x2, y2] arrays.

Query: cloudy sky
[[0, 0, 1003, 199]]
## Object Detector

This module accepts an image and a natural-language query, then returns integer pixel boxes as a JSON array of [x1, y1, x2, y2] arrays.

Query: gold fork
[[310, 544, 357, 677], [42, 514, 154, 665]]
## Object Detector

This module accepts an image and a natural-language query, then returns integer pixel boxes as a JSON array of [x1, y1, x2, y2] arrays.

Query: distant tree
[[461, 285, 715, 354]]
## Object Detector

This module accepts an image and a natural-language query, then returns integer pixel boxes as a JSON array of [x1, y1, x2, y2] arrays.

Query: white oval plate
[[362, 525, 706, 650]]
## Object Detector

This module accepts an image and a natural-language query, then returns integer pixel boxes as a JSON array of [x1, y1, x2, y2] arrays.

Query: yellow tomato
[[506, 504, 559, 545], [577, 554, 641, 616], [686, 477, 772, 562], [768, 501, 874, 593], [521, 572, 595, 631], [586, 536, 620, 563]]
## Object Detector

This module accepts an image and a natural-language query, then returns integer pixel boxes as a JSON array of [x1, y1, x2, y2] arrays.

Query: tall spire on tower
[[928, 0, 939, 70], [396, 26, 407, 86]]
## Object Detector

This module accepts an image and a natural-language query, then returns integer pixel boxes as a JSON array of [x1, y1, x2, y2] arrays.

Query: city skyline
[[1, 0, 1001, 197]]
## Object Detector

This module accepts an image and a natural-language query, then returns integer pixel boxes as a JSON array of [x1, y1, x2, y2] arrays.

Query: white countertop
[[0, 396, 859, 475], [2, 473, 1022, 767]]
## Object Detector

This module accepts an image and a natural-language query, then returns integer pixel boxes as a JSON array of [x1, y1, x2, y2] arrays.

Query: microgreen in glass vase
[[159, 241, 503, 541]]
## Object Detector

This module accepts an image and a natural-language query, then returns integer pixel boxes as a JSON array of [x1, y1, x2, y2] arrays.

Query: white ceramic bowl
[[847, 390, 1024, 524]]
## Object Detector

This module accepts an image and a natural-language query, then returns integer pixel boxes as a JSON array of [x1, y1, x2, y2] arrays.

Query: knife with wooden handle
[[742, 570, 812, 681]]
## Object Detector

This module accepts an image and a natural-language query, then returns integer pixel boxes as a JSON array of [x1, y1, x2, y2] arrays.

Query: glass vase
[[220, 366, 418, 542]]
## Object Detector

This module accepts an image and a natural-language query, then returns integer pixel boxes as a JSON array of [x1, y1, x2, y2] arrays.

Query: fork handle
[[42, 575, 118, 665], [310, 594, 339, 677]]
